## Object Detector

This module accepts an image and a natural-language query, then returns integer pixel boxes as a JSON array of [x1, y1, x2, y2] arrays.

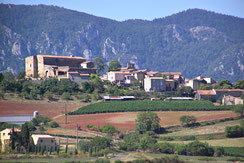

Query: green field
[[69, 100, 234, 115]]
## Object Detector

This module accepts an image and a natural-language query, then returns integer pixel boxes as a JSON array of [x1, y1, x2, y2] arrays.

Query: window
[[30, 64, 32, 68], [3, 133, 5, 136], [51, 140, 54, 143], [40, 140, 43, 143]]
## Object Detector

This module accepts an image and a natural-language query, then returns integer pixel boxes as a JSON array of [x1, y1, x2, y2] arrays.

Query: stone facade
[[25, 55, 96, 79], [144, 77, 166, 92]]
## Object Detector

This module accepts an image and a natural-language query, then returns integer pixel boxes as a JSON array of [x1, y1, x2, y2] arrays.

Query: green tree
[[232, 104, 244, 117], [60, 92, 71, 100], [234, 80, 244, 89], [158, 143, 174, 154], [4, 72, 15, 81], [21, 122, 30, 148], [91, 78, 104, 93], [180, 115, 197, 126], [32, 115, 51, 126], [49, 121, 60, 128], [107, 60, 121, 72], [94, 57, 106, 74], [102, 124, 119, 135], [79, 140, 91, 153], [16, 71, 26, 80], [186, 140, 214, 156], [90, 136, 111, 153], [214, 80, 233, 89], [177, 86, 194, 97], [155, 74, 166, 79], [199, 84, 213, 90], [82, 82, 94, 93], [44, 92, 53, 101], [135, 112, 160, 134], [0, 73, 4, 82], [139, 135, 158, 151], [120, 133, 140, 151], [225, 125, 243, 138]]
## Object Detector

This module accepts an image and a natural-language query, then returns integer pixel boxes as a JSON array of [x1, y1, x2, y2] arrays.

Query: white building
[[31, 134, 57, 152], [107, 71, 130, 83], [0, 128, 21, 152], [144, 77, 166, 92]]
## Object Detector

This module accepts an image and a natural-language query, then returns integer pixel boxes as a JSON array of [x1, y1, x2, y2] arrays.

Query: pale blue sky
[[1, 0, 243, 21]]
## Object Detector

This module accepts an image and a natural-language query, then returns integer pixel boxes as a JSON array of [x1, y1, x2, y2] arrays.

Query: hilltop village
[[25, 54, 244, 105], [0, 54, 244, 162]]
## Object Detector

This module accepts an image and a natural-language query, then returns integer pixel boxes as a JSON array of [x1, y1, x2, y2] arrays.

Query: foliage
[[0, 123, 20, 131], [60, 92, 71, 100], [16, 71, 26, 80], [199, 84, 213, 90], [95, 158, 110, 163], [69, 100, 234, 115], [214, 80, 233, 89], [139, 135, 158, 151], [179, 115, 197, 126], [223, 147, 244, 157], [21, 122, 30, 148], [49, 121, 60, 128], [135, 112, 160, 134], [119, 133, 140, 151], [176, 86, 194, 97], [186, 140, 214, 156], [107, 60, 121, 72], [82, 82, 94, 93], [158, 142, 175, 154], [32, 115, 52, 126], [225, 125, 244, 138], [94, 57, 106, 74], [215, 147, 225, 156], [234, 80, 244, 89], [79, 140, 91, 153], [90, 136, 111, 153], [44, 92, 53, 101], [0, 92, 4, 99], [101, 124, 119, 135], [232, 104, 244, 117]]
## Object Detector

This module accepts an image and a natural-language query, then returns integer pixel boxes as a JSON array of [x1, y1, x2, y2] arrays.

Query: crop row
[[69, 100, 234, 115]]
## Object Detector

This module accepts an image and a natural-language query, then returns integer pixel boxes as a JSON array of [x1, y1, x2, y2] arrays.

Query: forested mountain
[[0, 4, 244, 82]]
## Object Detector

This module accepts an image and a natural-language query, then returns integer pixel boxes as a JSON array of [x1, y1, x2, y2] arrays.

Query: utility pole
[[65, 103, 67, 124], [76, 124, 78, 152]]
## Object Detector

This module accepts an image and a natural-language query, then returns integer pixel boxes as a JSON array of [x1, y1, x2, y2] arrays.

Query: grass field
[[161, 120, 241, 137], [69, 100, 234, 115]]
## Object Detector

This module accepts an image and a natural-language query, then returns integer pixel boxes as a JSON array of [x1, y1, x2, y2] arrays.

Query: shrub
[[227, 157, 244, 162], [186, 140, 214, 156], [225, 125, 244, 138], [95, 158, 110, 163], [180, 135, 196, 141], [198, 157, 216, 161], [180, 115, 197, 126], [44, 92, 53, 101], [101, 124, 119, 135], [0, 92, 4, 99], [49, 121, 60, 128], [215, 147, 225, 157], [158, 143, 175, 154], [175, 144, 187, 155]]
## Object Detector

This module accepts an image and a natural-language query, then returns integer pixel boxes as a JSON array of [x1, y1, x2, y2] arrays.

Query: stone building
[[144, 77, 166, 92], [0, 128, 21, 152], [31, 134, 56, 152], [25, 55, 96, 79]]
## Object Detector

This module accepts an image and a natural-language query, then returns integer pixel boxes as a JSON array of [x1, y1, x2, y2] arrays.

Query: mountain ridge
[[0, 4, 243, 82]]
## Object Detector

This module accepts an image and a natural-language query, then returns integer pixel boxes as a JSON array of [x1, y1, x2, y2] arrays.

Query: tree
[[107, 60, 121, 72], [135, 112, 160, 134], [214, 80, 232, 89], [94, 57, 106, 74], [60, 92, 71, 100], [232, 104, 244, 117], [180, 115, 197, 126], [82, 82, 94, 93], [49, 121, 60, 128], [16, 71, 26, 80], [225, 125, 243, 138], [32, 115, 51, 126], [177, 86, 194, 97], [139, 135, 158, 151], [186, 140, 214, 156], [102, 124, 119, 135], [234, 80, 244, 89], [158, 143, 174, 154], [21, 122, 30, 148], [199, 84, 213, 90], [155, 74, 166, 79], [0, 73, 4, 82], [4, 72, 15, 81], [90, 136, 111, 153], [120, 133, 140, 151]]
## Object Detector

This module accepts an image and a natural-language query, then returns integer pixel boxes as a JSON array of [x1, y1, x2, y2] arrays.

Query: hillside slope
[[0, 4, 243, 82]]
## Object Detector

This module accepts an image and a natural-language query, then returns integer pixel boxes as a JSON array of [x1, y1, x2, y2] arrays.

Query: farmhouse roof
[[197, 90, 216, 95], [79, 74, 90, 76], [161, 72, 181, 75], [215, 89, 244, 92]]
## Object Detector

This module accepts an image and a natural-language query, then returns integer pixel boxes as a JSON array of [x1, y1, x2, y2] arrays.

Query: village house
[[161, 72, 184, 84], [185, 79, 203, 90], [31, 134, 57, 152], [195, 89, 244, 102], [222, 95, 243, 105], [144, 77, 166, 92], [25, 55, 96, 84], [0, 128, 21, 152]]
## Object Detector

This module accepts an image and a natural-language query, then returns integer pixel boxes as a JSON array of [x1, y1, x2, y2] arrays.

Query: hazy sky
[[1, 0, 244, 21]]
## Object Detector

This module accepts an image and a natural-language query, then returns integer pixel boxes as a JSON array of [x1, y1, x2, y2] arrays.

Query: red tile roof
[[68, 72, 79, 74], [161, 72, 181, 75], [215, 89, 244, 92], [79, 74, 90, 76], [197, 90, 216, 95]]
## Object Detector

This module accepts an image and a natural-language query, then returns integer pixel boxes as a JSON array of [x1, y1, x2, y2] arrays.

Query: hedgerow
[[69, 100, 234, 115]]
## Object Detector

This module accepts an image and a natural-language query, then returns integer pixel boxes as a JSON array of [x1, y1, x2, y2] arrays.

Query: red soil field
[[0, 101, 86, 118], [56, 111, 237, 132]]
